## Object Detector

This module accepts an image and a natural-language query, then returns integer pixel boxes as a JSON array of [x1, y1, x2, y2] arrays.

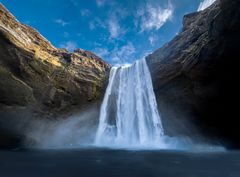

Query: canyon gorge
[[0, 0, 240, 149]]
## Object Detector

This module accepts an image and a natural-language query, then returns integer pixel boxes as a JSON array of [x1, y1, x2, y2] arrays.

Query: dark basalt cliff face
[[147, 0, 240, 148], [0, 4, 110, 148]]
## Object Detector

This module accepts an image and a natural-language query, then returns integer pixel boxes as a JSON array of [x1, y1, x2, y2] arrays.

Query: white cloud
[[60, 41, 78, 52], [94, 48, 110, 58], [148, 35, 157, 46], [80, 9, 91, 17], [96, 0, 106, 7], [107, 8, 128, 39], [136, 3, 173, 32], [90, 3, 127, 39], [108, 18, 121, 39], [96, 18, 107, 28], [99, 3, 128, 40], [89, 18, 106, 31], [198, 0, 216, 11], [110, 42, 136, 63], [54, 19, 69, 27], [94, 43, 136, 63]]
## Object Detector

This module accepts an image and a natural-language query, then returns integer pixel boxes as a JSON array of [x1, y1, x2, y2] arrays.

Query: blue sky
[[0, 0, 214, 64]]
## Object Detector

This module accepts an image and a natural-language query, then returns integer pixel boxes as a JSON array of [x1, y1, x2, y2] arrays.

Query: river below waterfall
[[0, 149, 239, 177]]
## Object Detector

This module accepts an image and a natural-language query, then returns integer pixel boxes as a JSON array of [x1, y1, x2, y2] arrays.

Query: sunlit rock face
[[147, 0, 240, 148], [0, 3, 110, 147], [0, 3, 110, 113]]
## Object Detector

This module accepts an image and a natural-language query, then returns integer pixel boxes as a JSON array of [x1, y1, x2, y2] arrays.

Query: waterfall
[[95, 59, 166, 148]]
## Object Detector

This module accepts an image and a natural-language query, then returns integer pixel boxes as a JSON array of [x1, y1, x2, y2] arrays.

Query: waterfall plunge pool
[[0, 148, 239, 177], [0, 61, 236, 177]]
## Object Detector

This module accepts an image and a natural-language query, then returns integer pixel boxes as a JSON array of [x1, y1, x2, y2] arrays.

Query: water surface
[[0, 149, 239, 177]]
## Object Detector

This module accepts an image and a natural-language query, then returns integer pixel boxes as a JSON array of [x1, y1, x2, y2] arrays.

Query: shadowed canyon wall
[[147, 0, 240, 148]]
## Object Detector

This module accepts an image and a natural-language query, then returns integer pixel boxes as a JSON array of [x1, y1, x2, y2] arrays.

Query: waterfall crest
[[95, 59, 166, 148]]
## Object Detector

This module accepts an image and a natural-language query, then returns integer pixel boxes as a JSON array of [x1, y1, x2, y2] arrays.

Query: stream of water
[[95, 59, 167, 148]]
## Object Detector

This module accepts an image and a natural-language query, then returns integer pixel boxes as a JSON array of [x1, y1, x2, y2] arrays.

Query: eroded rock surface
[[0, 3, 110, 114], [147, 0, 240, 148], [0, 3, 110, 147]]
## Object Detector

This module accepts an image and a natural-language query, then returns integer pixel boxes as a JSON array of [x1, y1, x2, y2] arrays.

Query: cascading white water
[[95, 59, 167, 148]]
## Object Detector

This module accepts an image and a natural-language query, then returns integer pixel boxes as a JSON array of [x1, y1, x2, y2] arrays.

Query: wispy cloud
[[80, 9, 91, 17], [148, 35, 157, 46], [94, 42, 135, 63], [94, 48, 110, 58], [96, 0, 106, 7], [89, 17, 106, 31], [108, 17, 122, 39], [198, 0, 216, 11], [107, 7, 128, 39], [110, 42, 136, 63], [136, 3, 173, 32], [54, 19, 69, 27], [89, 22, 96, 30], [60, 41, 78, 52], [88, 2, 128, 39]]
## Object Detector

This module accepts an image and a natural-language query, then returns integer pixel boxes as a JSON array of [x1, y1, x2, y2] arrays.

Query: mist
[[23, 107, 99, 149], [7, 105, 223, 151]]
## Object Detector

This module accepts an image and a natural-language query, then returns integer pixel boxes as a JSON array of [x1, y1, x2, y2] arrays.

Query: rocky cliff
[[147, 0, 240, 148], [1, 0, 240, 149], [0, 3, 110, 148]]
